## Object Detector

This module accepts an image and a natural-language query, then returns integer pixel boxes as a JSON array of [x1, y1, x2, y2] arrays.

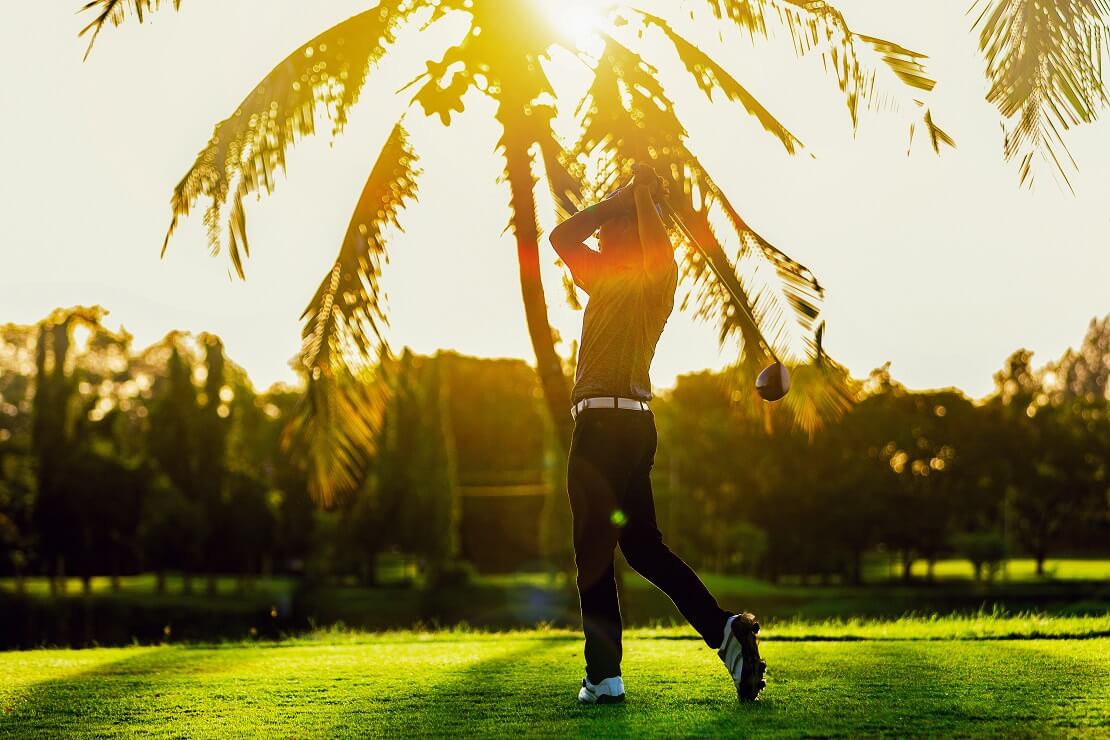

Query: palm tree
[[971, 0, 1109, 191], [80, 0, 947, 501]]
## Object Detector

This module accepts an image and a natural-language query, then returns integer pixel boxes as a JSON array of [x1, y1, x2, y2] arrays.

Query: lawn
[[4, 558, 1106, 599], [2, 616, 1107, 737], [0, 574, 297, 600], [862, 558, 1110, 583]]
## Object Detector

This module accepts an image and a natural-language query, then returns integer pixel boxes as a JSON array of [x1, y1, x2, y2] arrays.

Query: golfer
[[550, 163, 766, 705]]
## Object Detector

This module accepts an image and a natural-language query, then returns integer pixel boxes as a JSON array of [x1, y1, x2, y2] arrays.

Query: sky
[[1, 0, 1108, 399]]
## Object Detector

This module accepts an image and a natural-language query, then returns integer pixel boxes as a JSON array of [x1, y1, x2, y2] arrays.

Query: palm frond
[[630, 11, 803, 154], [281, 364, 385, 507], [855, 34, 936, 94], [697, 0, 951, 147], [300, 122, 420, 374], [574, 37, 850, 428], [79, 0, 181, 60], [924, 109, 956, 152], [971, 0, 1109, 190], [536, 132, 585, 220], [695, 0, 771, 39], [674, 203, 774, 366], [579, 38, 820, 356], [287, 122, 419, 505], [162, 1, 432, 275], [779, 322, 857, 435]]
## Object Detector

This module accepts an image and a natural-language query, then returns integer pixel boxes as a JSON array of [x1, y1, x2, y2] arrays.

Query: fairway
[[2, 619, 1107, 737]]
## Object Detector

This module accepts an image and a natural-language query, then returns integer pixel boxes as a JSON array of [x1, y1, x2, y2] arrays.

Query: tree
[[438, 353, 551, 573], [61, 449, 144, 594], [0, 322, 38, 592], [217, 471, 277, 593], [653, 371, 769, 572], [138, 472, 201, 594], [971, 0, 1110, 191], [30, 307, 109, 594], [147, 337, 204, 592], [227, 380, 315, 576], [81, 0, 947, 501], [197, 335, 230, 593], [398, 353, 460, 581], [341, 350, 423, 585], [984, 348, 1105, 575], [1050, 316, 1110, 403]]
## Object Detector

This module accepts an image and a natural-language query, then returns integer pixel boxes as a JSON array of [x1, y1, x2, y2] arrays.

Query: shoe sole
[[732, 612, 767, 702], [579, 693, 625, 705]]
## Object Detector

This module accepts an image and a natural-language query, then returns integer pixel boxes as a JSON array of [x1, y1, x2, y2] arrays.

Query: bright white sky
[[1, 0, 1108, 399]]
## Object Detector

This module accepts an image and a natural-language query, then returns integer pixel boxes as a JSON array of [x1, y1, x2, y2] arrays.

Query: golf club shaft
[[660, 201, 782, 366]]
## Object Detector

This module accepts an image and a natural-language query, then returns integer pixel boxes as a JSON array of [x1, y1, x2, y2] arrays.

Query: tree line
[[0, 308, 548, 594], [0, 307, 1107, 595], [652, 318, 1110, 583]]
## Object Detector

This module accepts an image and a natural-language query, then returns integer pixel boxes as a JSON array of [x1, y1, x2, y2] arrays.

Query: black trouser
[[567, 407, 730, 683]]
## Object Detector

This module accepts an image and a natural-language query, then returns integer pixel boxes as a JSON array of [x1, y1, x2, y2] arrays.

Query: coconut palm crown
[[80, 0, 950, 502]]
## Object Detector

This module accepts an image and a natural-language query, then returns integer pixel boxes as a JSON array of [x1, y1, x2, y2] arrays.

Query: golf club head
[[756, 362, 790, 402]]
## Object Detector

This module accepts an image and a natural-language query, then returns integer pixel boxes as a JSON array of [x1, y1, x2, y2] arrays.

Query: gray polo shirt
[[571, 260, 679, 405]]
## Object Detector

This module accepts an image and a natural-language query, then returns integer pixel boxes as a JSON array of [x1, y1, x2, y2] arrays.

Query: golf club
[[659, 200, 790, 402]]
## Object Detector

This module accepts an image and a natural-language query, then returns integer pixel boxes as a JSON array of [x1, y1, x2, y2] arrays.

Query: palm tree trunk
[[501, 141, 573, 450]]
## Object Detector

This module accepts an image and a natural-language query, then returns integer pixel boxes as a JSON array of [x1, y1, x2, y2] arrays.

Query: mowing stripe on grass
[[1, 634, 1107, 737]]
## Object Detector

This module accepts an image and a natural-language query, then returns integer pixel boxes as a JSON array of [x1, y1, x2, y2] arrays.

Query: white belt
[[571, 396, 649, 420]]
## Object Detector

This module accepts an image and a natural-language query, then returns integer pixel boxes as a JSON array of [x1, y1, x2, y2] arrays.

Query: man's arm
[[549, 189, 632, 292], [631, 166, 678, 281]]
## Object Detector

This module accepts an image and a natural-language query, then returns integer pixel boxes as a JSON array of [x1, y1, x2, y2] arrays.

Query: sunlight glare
[[538, 0, 606, 50]]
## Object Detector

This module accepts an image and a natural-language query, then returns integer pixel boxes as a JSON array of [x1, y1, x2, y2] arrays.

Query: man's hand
[[631, 163, 669, 201]]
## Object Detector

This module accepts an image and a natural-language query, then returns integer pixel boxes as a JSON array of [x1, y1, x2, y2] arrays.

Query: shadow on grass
[[349, 636, 780, 737], [4, 637, 1105, 737], [0, 647, 231, 736], [337, 640, 599, 737]]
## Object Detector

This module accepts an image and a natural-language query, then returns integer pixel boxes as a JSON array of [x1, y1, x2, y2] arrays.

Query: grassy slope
[[2, 619, 1107, 738]]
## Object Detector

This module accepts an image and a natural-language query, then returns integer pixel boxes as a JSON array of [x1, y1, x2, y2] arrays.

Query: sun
[[538, 0, 607, 50]]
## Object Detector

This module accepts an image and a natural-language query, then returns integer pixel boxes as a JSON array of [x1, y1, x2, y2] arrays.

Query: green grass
[[2, 617, 1107, 737], [3, 557, 1105, 599], [0, 574, 296, 600], [863, 557, 1110, 583]]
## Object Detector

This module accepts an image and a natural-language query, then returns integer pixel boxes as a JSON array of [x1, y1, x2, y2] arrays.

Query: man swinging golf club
[[550, 162, 767, 704]]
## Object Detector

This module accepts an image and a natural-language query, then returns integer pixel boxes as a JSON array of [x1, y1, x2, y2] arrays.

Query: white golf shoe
[[718, 612, 767, 702], [577, 676, 625, 704]]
